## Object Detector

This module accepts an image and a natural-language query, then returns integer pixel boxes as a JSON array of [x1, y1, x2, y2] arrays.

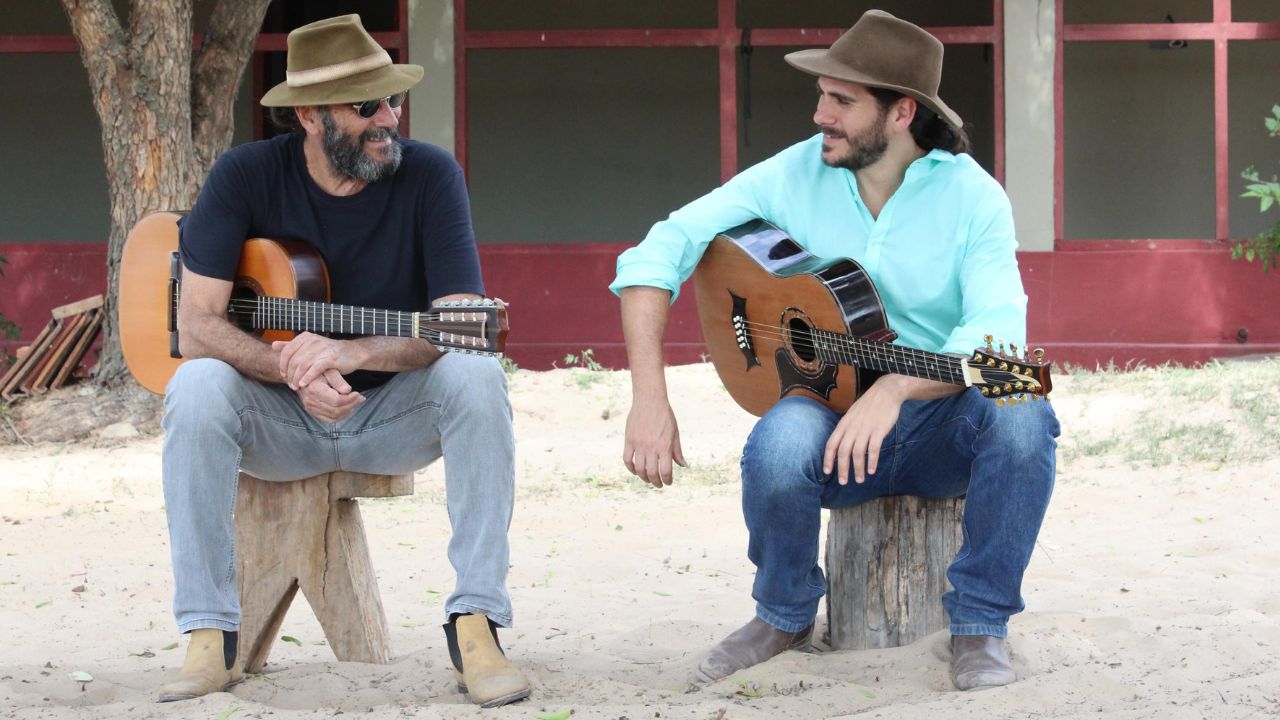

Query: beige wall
[[1003, 0, 1056, 252], [407, 0, 457, 155]]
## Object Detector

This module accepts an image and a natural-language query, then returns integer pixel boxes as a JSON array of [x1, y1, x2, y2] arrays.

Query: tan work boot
[[156, 629, 243, 702], [444, 614, 531, 708]]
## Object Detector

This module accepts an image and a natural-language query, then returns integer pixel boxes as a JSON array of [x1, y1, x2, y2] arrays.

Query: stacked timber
[[0, 295, 105, 401]]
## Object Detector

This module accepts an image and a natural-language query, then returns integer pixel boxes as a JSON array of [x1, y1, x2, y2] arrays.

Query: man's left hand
[[272, 332, 366, 389], [822, 378, 906, 486]]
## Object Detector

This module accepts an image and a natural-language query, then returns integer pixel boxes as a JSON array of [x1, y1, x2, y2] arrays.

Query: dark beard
[[822, 108, 889, 172], [318, 109, 403, 183]]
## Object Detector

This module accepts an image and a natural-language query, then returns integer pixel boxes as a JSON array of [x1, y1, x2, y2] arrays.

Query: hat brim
[[784, 49, 963, 131], [261, 63, 425, 107]]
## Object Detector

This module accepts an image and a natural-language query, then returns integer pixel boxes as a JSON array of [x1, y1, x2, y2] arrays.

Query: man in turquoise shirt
[[610, 10, 1059, 691]]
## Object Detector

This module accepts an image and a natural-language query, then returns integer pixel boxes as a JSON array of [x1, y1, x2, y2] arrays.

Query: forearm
[[620, 286, 672, 402], [871, 372, 964, 403], [177, 313, 282, 384], [346, 335, 443, 373]]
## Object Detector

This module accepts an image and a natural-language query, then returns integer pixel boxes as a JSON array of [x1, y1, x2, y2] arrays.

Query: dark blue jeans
[[740, 389, 1060, 637]]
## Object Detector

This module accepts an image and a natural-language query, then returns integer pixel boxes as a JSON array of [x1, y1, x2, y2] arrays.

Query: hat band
[[286, 50, 392, 87]]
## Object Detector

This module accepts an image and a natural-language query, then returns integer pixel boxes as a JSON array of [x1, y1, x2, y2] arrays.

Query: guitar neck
[[812, 329, 967, 386], [231, 296, 422, 338]]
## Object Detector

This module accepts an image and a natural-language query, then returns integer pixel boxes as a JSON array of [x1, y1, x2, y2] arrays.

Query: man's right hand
[[623, 397, 687, 488], [297, 368, 365, 424]]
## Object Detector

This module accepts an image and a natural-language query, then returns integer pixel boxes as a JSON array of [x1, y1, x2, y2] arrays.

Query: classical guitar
[[119, 212, 508, 395], [692, 220, 1052, 417]]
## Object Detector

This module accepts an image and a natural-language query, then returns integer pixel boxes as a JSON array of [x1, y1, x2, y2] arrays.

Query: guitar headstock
[[421, 298, 509, 356], [967, 335, 1054, 406]]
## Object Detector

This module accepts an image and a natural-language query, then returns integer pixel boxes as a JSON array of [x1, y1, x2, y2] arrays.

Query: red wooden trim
[[1054, 0, 1065, 241], [1064, 22, 1280, 42], [0, 35, 79, 53], [455, 0, 468, 177], [993, 0, 1005, 185], [718, 0, 737, 183], [1054, 239, 1229, 251], [463, 29, 728, 49], [744, 26, 996, 47], [1214, 4, 1230, 241]]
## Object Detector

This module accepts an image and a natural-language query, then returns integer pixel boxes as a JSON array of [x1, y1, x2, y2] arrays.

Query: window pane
[[1229, 41, 1280, 241], [739, 0, 991, 28], [1234, 0, 1280, 22], [738, 45, 994, 176], [1064, 0, 1210, 25], [1063, 41, 1214, 239], [466, 1, 715, 31], [0, 54, 109, 242], [262, 0, 398, 33], [467, 48, 721, 245]]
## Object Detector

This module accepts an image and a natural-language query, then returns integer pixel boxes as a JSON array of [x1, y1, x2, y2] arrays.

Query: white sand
[[1, 362, 1277, 719]]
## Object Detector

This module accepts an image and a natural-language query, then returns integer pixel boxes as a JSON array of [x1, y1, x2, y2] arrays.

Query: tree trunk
[[60, 0, 271, 385]]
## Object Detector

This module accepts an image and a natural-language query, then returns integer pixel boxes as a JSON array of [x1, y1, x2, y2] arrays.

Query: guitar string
[[730, 320, 965, 380]]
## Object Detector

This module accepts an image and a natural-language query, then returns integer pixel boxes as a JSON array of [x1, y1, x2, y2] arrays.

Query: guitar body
[[693, 220, 896, 417], [119, 212, 331, 394]]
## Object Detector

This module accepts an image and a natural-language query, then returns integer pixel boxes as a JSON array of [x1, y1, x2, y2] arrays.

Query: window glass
[[466, 1, 715, 31], [1233, 0, 1280, 22], [1229, 40, 1280, 241], [738, 46, 994, 176], [1064, 0, 1210, 25], [738, 0, 990, 29], [1063, 41, 1214, 239], [467, 48, 721, 245]]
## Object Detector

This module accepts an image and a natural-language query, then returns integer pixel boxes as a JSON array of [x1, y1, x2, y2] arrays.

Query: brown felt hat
[[260, 14, 423, 107], [784, 10, 962, 130]]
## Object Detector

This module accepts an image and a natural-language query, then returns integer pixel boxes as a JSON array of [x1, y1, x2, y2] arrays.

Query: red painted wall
[[2, 242, 1278, 374]]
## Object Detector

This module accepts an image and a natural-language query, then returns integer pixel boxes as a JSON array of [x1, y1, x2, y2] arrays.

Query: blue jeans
[[741, 389, 1059, 637], [161, 353, 516, 634]]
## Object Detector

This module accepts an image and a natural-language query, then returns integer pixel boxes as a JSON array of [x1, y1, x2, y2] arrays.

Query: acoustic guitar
[[692, 220, 1052, 417], [119, 212, 508, 395]]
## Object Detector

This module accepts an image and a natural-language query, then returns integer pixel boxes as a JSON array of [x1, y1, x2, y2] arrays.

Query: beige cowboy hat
[[260, 14, 424, 107], [784, 10, 962, 130]]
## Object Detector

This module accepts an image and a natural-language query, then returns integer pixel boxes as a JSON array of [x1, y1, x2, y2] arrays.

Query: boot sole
[[456, 679, 532, 708], [156, 676, 245, 703]]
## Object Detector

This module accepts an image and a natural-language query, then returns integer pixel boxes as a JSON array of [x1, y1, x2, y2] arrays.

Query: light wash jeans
[[741, 389, 1059, 637], [161, 353, 515, 634]]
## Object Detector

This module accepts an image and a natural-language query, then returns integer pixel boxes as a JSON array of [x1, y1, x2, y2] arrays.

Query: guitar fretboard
[[810, 329, 965, 385], [231, 296, 418, 338]]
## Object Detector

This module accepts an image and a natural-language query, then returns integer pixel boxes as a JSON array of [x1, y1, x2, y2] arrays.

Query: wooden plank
[[21, 316, 81, 394], [51, 294, 104, 320], [0, 318, 56, 396], [33, 310, 94, 392], [2, 318, 61, 401], [50, 309, 103, 389], [825, 496, 965, 650]]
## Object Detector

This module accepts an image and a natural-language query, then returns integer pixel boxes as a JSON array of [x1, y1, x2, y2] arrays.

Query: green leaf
[[68, 670, 93, 683], [161, 642, 179, 651], [0, 580, 15, 586], [281, 635, 301, 646], [653, 591, 672, 597], [215, 707, 241, 720], [35, 600, 51, 609], [535, 710, 572, 720], [1246, 248, 1256, 262], [1262, 195, 1275, 213], [860, 688, 877, 699]]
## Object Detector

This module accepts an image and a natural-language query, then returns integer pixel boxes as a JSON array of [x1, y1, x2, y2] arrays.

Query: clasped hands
[[271, 332, 367, 423]]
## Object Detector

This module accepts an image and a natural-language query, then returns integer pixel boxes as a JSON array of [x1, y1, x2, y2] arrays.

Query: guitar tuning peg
[[998, 340, 1006, 355], [1020, 394, 1028, 404], [1034, 348, 1045, 361], [995, 397, 1006, 407], [981, 386, 991, 397], [984, 334, 993, 351], [1009, 342, 1018, 357]]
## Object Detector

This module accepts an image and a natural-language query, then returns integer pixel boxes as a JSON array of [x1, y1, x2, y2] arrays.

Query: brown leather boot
[[951, 635, 1016, 691], [156, 629, 243, 702], [444, 614, 531, 708], [694, 617, 813, 683]]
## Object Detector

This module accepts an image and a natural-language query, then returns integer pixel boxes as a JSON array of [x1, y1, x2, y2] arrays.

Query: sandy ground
[[1, 361, 1278, 719]]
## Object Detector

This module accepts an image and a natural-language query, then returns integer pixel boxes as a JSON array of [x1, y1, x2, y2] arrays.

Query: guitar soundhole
[[788, 317, 816, 363]]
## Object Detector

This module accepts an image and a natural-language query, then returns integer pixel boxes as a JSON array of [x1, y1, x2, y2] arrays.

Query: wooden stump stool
[[234, 470, 413, 672], [824, 495, 965, 650]]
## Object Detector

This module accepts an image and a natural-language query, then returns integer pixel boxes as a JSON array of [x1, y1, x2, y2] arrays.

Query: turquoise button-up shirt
[[609, 134, 1027, 356]]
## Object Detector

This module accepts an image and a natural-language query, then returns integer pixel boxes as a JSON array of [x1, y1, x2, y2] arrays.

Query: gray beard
[[319, 110, 403, 183]]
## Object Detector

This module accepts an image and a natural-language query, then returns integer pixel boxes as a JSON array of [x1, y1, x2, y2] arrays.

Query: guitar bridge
[[729, 290, 761, 371]]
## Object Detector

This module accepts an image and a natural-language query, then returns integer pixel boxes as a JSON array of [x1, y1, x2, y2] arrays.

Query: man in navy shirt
[[157, 15, 529, 708]]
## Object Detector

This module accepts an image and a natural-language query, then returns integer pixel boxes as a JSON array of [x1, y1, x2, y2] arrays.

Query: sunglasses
[[349, 92, 406, 119]]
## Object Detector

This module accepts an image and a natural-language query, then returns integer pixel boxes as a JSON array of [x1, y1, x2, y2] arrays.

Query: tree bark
[[60, 0, 271, 385]]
